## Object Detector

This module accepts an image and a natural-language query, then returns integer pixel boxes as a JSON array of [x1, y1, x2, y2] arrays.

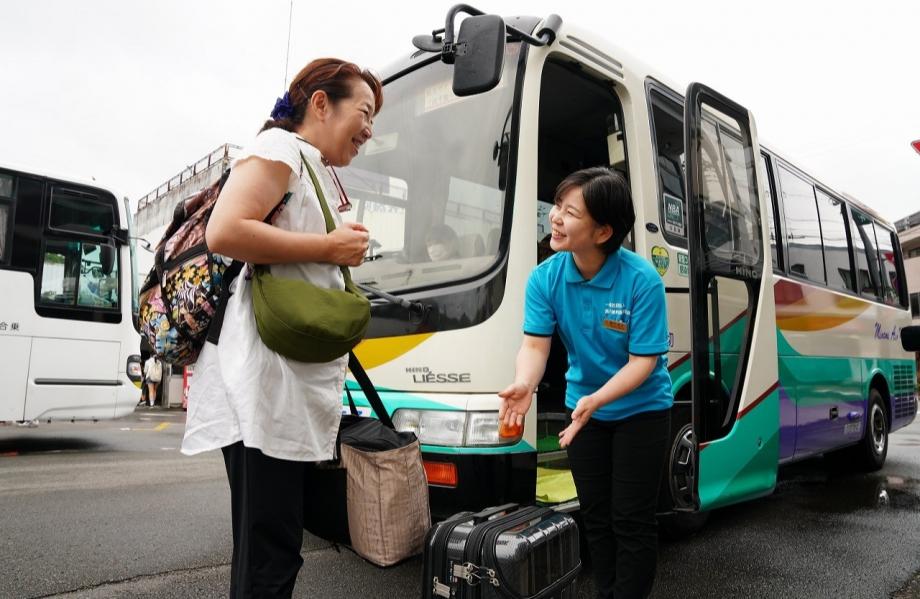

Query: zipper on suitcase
[[458, 506, 548, 597], [428, 511, 475, 598]]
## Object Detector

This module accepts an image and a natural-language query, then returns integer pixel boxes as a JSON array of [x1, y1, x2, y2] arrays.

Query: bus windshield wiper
[[356, 282, 429, 324]]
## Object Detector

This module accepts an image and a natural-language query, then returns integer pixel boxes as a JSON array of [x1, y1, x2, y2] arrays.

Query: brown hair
[[260, 58, 383, 133]]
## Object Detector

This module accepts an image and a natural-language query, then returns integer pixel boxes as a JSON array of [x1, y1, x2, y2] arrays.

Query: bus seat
[[458, 233, 485, 258], [486, 228, 500, 254]]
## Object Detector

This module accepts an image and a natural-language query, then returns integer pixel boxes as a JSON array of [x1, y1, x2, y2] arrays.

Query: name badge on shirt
[[603, 319, 628, 333]]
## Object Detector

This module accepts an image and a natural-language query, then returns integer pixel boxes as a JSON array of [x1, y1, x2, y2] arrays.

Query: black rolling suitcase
[[422, 503, 581, 599]]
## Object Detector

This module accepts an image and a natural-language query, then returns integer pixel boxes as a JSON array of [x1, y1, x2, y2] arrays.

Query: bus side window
[[873, 222, 902, 307], [758, 153, 781, 272], [850, 208, 880, 299], [815, 191, 854, 293], [778, 166, 824, 285], [0, 173, 13, 264], [649, 90, 687, 247], [0, 203, 10, 264], [700, 114, 760, 266], [40, 241, 79, 305]]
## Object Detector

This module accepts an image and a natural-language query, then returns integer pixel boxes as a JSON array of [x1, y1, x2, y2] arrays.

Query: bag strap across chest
[[298, 153, 359, 294]]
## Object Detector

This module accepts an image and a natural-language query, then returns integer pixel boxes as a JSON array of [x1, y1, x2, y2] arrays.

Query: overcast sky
[[2, 0, 918, 222]]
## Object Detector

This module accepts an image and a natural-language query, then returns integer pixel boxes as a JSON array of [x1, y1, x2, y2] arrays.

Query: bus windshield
[[339, 42, 523, 293]]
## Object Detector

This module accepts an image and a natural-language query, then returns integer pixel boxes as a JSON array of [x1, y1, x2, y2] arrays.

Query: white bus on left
[[0, 164, 141, 423]]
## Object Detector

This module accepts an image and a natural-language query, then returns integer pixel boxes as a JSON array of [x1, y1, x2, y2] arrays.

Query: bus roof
[[553, 20, 895, 229], [0, 161, 124, 202]]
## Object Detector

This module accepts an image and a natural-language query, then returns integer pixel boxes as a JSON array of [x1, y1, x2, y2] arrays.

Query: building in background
[[134, 143, 240, 270], [896, 210, 920, 325]]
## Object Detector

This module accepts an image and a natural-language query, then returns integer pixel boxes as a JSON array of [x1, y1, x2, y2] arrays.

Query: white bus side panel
[[0, 336, 31, 421], [25, 337, 120, 421]]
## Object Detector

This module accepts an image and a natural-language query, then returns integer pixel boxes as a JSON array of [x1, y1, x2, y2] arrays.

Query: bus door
[[683, 83, 779, 511]]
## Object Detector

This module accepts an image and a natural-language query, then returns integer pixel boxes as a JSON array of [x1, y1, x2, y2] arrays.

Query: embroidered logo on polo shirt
[[603, 319, 628, 333]]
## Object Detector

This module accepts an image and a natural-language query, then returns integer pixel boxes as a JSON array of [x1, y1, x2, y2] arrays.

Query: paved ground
[[1, 407, 919, 598]]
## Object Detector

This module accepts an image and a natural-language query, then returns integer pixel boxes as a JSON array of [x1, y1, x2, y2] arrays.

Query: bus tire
[[658, 423, 709, 538], [828, 388, 888, 472], [854, 389, 889, 472]]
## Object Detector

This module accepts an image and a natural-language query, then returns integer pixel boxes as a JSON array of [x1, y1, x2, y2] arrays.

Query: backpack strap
[[206, 190, 290, 345]]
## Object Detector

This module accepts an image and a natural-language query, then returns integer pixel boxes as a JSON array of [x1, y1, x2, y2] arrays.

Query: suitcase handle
[[472, 503, 519, 524]]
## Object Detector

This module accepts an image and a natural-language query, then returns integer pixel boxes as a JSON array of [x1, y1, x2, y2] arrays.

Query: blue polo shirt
[[524, 249, 673, 421]]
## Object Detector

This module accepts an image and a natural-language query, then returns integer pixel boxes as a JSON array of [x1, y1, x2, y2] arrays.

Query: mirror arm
[[442, 4, 486, 64], [130, 236, 154, 253], [442, 4, 562, 64]]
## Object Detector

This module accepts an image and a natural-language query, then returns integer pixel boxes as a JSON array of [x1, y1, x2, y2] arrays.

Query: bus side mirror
[[100, 245, 115, 275], [452, 14, 505, 97], [901, 325, 920, 352]]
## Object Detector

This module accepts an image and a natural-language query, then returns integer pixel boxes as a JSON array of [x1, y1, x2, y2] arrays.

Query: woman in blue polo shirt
[[499, 167, 673, 599]]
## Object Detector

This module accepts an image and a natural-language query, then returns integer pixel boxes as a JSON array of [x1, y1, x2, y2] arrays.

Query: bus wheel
[[828, 388, 888, 473], [659, 423, 709, 538], [856, 389, 889, 472]]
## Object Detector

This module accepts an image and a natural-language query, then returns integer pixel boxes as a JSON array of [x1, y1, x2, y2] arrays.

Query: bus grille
[[892, 364, 914, 396], [894, 395, 917, 420]]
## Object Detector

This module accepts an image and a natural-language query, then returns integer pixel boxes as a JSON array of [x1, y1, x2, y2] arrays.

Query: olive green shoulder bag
[[251, 154, 370, 362]]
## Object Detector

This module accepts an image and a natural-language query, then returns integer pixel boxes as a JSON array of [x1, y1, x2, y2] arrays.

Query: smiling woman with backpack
[[180, 58, 382, 599]]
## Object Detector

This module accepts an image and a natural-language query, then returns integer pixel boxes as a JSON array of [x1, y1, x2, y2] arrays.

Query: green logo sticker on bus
[[651, 246, 670, 276], [664, 194, 685, 237], [677, 252, 689, 277]]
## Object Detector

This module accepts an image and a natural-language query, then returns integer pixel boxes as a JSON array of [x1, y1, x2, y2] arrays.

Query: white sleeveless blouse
[[181, 128, 348, 462]]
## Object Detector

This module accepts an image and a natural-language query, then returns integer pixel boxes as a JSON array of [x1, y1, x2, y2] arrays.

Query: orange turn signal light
[[423, 461, 458, 487], [499, 420, 523, 440]]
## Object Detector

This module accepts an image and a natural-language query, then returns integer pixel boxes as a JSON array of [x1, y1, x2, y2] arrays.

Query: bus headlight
[[393, 409, 466, 445], [392, 409, 522, 447], [465, 412, 501, 446]]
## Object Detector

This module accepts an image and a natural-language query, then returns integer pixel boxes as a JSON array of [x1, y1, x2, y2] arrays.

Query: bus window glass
[[339, 43, 521, 293], [698, 111, 761, 266], [0, 203, 9, 263], [873, 222, 901, 306], [778, 167, 823, 283], [0, 173, 12, 197], [850, 209, 880, 299], [649, 91, 686, 247], [338, 167, 407, 256], [40, 241, 79, 305], [758, 153, 779, 270], [77, 243, 119, 308], [815, 191, 853, 292], [39, 240, 118, 309], [49, 191, 114, 236], [0, 174, 11, 263]]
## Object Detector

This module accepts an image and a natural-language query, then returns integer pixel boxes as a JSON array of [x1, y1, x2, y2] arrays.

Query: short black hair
[[554, 167, 634, 254]]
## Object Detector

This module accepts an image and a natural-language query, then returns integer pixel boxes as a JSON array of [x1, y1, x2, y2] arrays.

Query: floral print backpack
[[137, 173, 241, 366]]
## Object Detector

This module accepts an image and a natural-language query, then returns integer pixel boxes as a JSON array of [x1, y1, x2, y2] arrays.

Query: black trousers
[[566, 408, 670, 599], [222, 441, 306, 599]]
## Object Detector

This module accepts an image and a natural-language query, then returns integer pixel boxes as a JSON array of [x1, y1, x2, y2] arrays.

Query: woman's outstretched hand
[[559, 395, 597, 448], [498, 382, 533, 428]]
